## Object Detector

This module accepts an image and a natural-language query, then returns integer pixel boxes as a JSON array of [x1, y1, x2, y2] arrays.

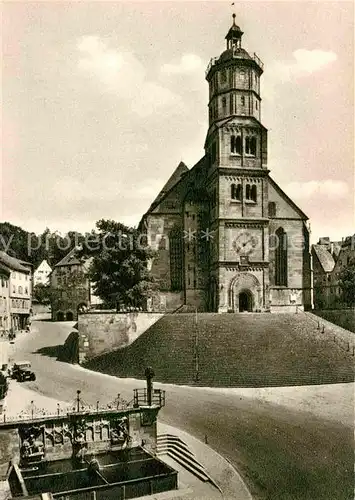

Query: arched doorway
[[57, 311, 64, 321], [239, 290, 253, 312], [66, 311, 74, 321], [229, 272, 262, 312]]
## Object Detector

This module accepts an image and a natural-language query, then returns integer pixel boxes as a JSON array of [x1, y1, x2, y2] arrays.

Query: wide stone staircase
[[85, 312, 354, 387]]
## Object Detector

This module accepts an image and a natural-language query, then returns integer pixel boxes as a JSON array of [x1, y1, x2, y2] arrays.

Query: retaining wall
[[78, 311, 163, 363]]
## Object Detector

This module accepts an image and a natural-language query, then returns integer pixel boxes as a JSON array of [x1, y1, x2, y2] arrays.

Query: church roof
[[313, 245, 335, 273], [268, 177, 309, 220], [151, 161, 189, 206]]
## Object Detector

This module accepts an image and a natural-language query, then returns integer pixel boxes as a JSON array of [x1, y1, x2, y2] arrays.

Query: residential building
[[0, 252, 32, 330], [140, 17, 311, 313], [311, 235, 354, 308], [33, 259, 52, 286], [50, 247, 102, 321], [0, 263, 10, 333]]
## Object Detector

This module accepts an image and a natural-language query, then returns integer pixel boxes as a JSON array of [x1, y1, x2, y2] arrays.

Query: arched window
[[245, 184, 251, 200], [245, 136, 257, 156], [275, 228, 288, 286], [251, 136, 257, 155], [268, 202, 276, 217], [245, 136, 250, 154], [231, 184, 242, 201], [251, 185, 257, 202], [231, 135, 242, 154]]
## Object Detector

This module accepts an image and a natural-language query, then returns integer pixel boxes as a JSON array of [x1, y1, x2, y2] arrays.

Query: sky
[[1, 0, 354, 243]]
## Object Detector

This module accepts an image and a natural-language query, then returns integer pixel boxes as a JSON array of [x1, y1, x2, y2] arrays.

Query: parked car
[[11, 361, 36, 382]]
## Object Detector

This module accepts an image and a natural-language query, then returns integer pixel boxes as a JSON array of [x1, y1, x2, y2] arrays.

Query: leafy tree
[[81, 219, 157, 309], [338, 258, 355, 307], [33, 283, 51, 304]]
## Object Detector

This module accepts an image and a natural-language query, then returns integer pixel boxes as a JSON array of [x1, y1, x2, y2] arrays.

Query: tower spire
[[225, 14, 244, 50]]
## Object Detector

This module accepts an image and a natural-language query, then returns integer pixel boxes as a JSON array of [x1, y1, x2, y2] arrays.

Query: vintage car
[[11, 361, 36, 382]]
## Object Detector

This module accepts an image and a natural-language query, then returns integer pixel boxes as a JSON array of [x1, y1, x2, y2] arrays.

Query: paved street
[[7, 321, 354, 500]]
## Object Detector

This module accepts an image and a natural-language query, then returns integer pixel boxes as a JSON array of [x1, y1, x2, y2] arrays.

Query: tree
[[33, 283, 51, 304], [338, 258, 355, 307], [81, 219, 157, 309]]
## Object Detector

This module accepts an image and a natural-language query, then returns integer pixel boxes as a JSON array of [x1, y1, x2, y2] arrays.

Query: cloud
[[269, 49, 337, 83], [285, 180, 349, 200], [77, 35, 184, 117], [161, 54, 205, 75]]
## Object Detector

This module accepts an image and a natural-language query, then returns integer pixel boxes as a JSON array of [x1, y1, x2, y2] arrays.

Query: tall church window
[[231, 183, 242, 201], [170, 228, 183, 291], [231, 135, 242, 155], [275, 227, 288, 286], [255, 100, 258, 110], [241, 96, 245, 106]]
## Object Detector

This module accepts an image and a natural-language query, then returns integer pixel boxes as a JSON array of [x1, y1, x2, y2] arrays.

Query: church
[[140, 17, 312, 313]]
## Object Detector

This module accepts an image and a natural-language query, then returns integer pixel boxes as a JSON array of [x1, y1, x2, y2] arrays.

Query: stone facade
[[140, 18, 311, 313], [50, 248, 102, 321]]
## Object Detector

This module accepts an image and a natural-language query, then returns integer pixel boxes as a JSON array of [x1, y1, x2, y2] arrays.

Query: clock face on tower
[[233, 232, 258, 255]]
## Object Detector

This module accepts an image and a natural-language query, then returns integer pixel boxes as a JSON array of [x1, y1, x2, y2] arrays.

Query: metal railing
[[133, 388, 165, 408]]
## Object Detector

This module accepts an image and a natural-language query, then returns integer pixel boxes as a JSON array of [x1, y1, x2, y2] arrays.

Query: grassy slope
[[85, 313, 354, 387]]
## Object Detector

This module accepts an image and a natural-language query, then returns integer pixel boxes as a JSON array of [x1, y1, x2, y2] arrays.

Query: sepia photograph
[[0, 1, 354, 499]]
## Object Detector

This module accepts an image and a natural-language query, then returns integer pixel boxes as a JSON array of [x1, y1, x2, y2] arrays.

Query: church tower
[[205, 15, 270, 312], [141, 15, 311, 314]]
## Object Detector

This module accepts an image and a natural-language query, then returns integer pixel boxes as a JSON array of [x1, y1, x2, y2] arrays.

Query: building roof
[[0, 251, 31, 273], [151, 161, 189, 207], [313, 245, 335, 273], [54, 247, 82, 267]]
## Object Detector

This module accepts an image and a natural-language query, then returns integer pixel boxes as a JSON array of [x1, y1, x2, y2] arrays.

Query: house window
[[231, 135, 242, 155], [231, 183, 242, 201], [268, 202, 276, 217], [18, 286, 23, 294], [25, 287, 28, 295], [12, 286, 16, 294], [275, 227, 288, 286], [241, 96, 245, 106], [13, 273, 16, 279]]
